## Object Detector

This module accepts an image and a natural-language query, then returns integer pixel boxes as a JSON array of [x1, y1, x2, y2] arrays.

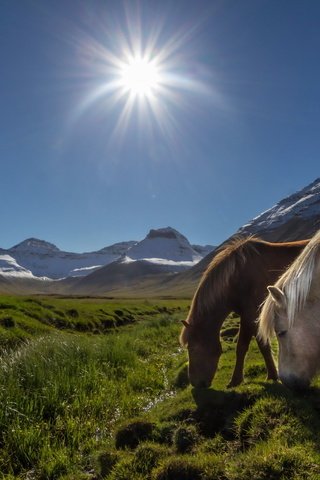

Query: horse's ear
[[181, 320, 190, 328], [267, 285, 286, 308]]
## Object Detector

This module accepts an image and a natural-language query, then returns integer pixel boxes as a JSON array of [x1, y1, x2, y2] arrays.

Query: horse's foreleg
[[227, 323, 254, 388], [255, 336, 278, 381]]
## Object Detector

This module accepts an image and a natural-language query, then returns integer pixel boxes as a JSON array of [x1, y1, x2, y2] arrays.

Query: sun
[[119, 56, 160, 97], [72, 11, 216, 144]]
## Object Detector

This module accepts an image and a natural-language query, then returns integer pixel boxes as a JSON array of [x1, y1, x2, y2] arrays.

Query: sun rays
[[67, 6, 224, 153]]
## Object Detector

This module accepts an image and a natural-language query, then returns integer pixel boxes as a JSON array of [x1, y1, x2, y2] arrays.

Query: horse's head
[[180, 320, 222, 388], [262, 286, 320, 390]]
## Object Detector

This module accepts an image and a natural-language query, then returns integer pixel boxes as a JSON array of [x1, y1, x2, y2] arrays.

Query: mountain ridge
[[0, 227, 215, 281], [237, 177, 320, 241]]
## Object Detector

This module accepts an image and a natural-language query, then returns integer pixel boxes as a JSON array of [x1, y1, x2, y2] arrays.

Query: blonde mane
[[259, 230, 320, 342], [180, 236, 259, 346]]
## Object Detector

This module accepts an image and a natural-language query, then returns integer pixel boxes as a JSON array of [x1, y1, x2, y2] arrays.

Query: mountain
[[237, 177, 320, 241], [0, 229, 215, 285], [0, 238, 136, 280], [125, 227, 202, 266], [68, 258, 174, 296], [66, 227, 215, 296], [192, 244, 215, 257]]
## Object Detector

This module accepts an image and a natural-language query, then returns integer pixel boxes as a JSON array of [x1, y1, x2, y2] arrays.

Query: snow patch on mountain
[[122, 255, 198, 272], [0, 254, 46, 279], [238, 178, 320, 236], [69, 265, 104, 276]]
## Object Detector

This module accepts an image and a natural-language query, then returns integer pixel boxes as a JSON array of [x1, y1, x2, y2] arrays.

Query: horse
[[259, 230, 320, 390], [180, 236, 309, 389]]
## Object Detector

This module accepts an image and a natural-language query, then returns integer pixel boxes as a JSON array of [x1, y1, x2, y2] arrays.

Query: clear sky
[[1, 0, 320, 253]]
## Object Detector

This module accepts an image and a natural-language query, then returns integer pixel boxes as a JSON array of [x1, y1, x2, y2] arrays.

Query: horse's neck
[[260, 242, 309, 283], [192, 301, 229, 334]]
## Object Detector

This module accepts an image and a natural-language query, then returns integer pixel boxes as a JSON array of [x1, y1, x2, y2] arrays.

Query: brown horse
[[180, 236, 309, 388]]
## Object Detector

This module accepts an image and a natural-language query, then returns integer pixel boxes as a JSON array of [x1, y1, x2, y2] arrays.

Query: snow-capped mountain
[[238, 178, 320, 241], [0, 229, 215, 281], [70, 227, 215, 296], [124, 227, 203, 269], [0, 238, 136, 280]]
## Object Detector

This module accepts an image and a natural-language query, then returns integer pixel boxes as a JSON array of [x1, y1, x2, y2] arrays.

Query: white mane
[[259, 230, 320, 340]]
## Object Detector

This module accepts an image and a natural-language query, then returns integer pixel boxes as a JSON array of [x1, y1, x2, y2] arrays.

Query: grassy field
[[0, 296, 320, 479]]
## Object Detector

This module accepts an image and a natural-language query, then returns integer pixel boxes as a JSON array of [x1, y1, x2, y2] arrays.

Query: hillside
[[238, 177, 320, 241]]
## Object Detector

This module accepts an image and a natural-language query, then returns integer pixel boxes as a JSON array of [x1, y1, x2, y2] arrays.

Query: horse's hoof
[[227, 378, 243, 388]]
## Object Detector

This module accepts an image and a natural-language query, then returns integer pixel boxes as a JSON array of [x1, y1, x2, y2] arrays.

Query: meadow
[[0, 296, 320, 479]]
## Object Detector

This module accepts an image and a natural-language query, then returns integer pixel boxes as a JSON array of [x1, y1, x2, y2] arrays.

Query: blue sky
[[1, 0, 320, 252]]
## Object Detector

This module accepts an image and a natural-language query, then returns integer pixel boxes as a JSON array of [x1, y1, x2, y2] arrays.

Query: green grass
[[0, 297, 189, 478], [1, 296, 320, 479], [0, 296, 189, 349]]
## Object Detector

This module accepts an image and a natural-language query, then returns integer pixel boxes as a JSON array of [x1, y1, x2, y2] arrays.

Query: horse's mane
[[180, 235, 260, 346], [259, 230, 320, 342]]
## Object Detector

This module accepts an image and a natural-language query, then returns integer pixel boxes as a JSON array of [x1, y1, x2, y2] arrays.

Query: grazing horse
[[180, 236, 309, 389], [259, 230, 320, 390]]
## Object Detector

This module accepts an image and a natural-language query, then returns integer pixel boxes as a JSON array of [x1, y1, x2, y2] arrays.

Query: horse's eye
[[277, 330, 287, 338]]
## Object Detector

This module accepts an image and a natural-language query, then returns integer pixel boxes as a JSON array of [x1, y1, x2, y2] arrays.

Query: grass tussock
[[226, 443, 320, 480]]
